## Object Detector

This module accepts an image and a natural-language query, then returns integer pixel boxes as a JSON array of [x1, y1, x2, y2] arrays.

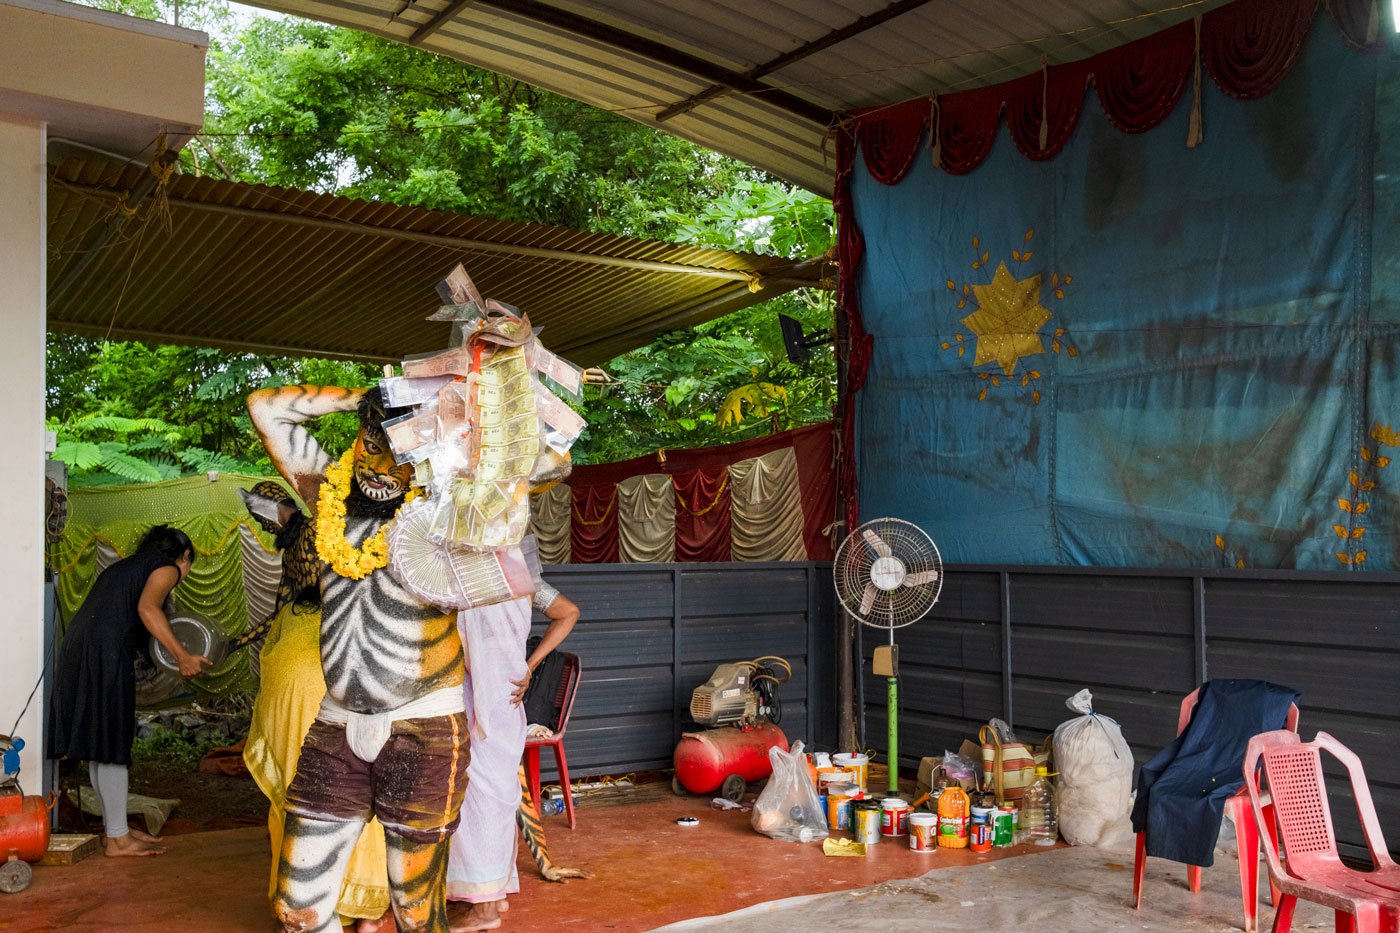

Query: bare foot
[[447, 900, 502, 932], [355, 911, 392, 933], [128, 827, 162, 844], [103, 834, 165, 857]]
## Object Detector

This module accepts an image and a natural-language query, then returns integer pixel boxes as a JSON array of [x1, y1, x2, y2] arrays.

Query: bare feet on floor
[[127, 827, 162, 844], [103, 834, 165, 857], [447, 900, 503, 932]]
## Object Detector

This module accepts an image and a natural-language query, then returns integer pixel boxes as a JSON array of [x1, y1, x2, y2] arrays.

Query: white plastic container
[[908, 812, 938, 851]]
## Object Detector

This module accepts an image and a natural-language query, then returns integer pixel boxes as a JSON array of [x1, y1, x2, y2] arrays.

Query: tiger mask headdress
[[346, 388, 415, 518]]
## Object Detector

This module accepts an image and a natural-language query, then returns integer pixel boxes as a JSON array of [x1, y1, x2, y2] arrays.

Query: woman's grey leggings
[[88, 761, 129, 839]]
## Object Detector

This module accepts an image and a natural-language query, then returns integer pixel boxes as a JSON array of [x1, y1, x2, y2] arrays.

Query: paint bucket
[[826, 783, 861, 831], [832, 753, 870, 792], [880, 797, 910, 837], [852, 801, 882, 844], [908, 812, 938, 851], [970, 806, 995, 852], [992, 807, 1014, 847], [816, 767, 859, 793]]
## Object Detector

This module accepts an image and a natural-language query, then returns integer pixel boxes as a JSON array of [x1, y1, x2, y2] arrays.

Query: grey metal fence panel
[[861, 566, 1400, 859], [530, 562, 834, 782]]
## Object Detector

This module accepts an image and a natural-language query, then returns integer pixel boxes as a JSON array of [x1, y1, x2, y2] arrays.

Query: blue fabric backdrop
[[853, 24, 1399, 569]]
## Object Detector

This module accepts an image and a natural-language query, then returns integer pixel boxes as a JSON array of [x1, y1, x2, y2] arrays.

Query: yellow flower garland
[[315, 449, 419, 580]]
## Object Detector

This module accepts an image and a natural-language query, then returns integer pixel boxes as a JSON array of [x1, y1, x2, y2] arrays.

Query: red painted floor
[[6, 790, 1049, 932]]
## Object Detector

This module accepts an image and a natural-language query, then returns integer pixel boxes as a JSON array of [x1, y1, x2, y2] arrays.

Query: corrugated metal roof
[[46, 157, 828, 365], [236, 0, 1233, 195]]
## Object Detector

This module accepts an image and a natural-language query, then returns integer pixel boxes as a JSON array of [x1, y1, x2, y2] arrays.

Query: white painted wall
[[0, 113, 46, 770], [0, 1, 205, 785]]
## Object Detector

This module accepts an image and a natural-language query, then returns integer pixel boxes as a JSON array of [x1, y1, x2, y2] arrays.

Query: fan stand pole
[[887, 631, 898, 794]]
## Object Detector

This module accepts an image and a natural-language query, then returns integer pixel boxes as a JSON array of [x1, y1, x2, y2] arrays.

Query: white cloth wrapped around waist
[[317, 686, 466, 763]]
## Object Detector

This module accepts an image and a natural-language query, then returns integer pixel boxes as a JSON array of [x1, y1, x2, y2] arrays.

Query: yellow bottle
[[936, 784, 970, 848]]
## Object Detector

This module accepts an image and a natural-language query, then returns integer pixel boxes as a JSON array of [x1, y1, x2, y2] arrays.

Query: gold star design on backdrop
[[961, 261, 1052, 376]]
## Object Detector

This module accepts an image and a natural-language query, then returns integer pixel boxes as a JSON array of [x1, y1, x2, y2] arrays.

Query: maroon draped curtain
[[1094, 20, 1196, 133], [1004, 62, 1090, 160], [1203, 0, 1319, 98], [856, 98, 928, 185], [569, 483, 619, 564], [935, 84, 1004, 176], [1328, 0, 1381, 49], [847, 0, 1375, 178], [835, 128, 871, 536], [673, 467, 732, 562]]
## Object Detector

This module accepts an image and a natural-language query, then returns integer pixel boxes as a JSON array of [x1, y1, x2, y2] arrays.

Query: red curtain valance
[[1094, 20, 1196, 133], [844, 0, 1375, 180]]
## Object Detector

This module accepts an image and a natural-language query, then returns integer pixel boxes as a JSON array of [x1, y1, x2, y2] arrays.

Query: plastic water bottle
[[1021, 765, 1057, 846]]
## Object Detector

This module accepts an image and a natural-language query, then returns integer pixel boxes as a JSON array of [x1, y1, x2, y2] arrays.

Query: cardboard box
[[915, 739, 982, 797]]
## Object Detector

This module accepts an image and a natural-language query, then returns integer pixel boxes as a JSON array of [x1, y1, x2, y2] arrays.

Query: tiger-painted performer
[[247, 385, 469, 933], [446, 571, 581, 932], [236, 481, 393, 930]]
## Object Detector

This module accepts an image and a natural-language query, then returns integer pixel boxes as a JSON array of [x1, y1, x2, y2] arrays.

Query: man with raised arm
[[247, 384, 468, 933]]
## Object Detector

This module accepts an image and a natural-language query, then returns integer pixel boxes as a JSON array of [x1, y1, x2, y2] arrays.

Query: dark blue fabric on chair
[[1131, 679, 1299, 867]]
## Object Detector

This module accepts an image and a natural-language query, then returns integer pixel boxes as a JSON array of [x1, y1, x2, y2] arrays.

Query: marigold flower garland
[[315, 449, 419, 579]]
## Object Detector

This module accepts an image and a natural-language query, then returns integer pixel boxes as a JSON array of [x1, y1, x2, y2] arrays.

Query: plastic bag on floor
[[1052, 689, 1134, 847], [751, 740, 828, 843]]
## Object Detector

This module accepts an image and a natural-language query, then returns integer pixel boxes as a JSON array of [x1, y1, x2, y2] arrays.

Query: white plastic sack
[[751, 740, 828, 843], [1052, 689, 1134, 847]]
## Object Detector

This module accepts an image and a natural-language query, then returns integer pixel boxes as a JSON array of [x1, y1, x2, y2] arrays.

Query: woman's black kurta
[[47, 551, 176, 765]]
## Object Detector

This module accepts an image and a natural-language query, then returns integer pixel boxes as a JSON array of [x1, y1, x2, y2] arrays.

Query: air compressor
[[0, 736, 52, 894], [672, 656, 791, 801]]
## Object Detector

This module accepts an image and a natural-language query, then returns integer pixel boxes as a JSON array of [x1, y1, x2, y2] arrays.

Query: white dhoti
[[446, 596, 531, 903]]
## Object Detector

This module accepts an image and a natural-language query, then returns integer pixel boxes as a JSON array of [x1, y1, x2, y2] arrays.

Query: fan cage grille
[[834, 518, 943, 629]]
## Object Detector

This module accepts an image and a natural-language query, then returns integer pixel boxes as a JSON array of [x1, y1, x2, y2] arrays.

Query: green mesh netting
[[55, 473, 295, 700]]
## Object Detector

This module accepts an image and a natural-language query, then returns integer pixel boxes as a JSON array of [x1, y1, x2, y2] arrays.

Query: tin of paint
[[880, 797, 910, 836], [992, 808, 1014, 847], [816, 767, 859, 793], [908, 812, 938, 851], [832, 753, 870, 793], [970, 807, 994, 852], [852, 801, 882, 844], [826, 783, 861, 831]]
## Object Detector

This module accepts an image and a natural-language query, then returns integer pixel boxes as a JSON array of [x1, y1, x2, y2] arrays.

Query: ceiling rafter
[[409, 0, 836, 127], [654, 0, 938, 123]]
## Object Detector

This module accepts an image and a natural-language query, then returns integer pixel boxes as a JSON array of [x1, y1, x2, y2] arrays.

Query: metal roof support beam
[[409, 0, 477, 44], [59, 181, 814, 284], [418, 0, 835, 126], [655, 0, 938, 123]]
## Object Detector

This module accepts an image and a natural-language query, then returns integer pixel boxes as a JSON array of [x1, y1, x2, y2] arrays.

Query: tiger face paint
[[353, 427, 414, 503]]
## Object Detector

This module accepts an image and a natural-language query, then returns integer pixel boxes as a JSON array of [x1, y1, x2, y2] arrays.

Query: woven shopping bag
[[979, 723, 1051, 803]]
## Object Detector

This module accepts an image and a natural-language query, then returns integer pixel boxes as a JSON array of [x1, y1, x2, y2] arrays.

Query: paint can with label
[[880, 797, 910, 837], [826, 783, 861, 831], [970, 806, 994, 852], [992, 807, 1015, 847], [852, 800, 882, 844], [908, 812, 939, 851], [832, 753, 870, 793]]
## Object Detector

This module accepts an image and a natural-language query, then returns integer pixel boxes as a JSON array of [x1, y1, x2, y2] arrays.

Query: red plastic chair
[[1134, 687, 1300, 931], [522, 651, 582, 829], [1244, 731, 1400, 933]]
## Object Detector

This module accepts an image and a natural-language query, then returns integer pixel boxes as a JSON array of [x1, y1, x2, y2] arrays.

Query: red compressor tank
[[673, 722, 788, 801], [0, 788, 51, 893]]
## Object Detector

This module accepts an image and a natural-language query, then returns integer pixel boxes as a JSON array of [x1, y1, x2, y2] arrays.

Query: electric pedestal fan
[[834, 518, 944, 792]]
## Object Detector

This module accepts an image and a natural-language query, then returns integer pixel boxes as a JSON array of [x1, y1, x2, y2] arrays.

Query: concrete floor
[[7, 788, 1049, 932], [11, 775, 1326, 933]]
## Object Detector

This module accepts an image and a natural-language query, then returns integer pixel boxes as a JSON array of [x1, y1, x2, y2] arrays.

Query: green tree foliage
[[50, 0, 835, 479]]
